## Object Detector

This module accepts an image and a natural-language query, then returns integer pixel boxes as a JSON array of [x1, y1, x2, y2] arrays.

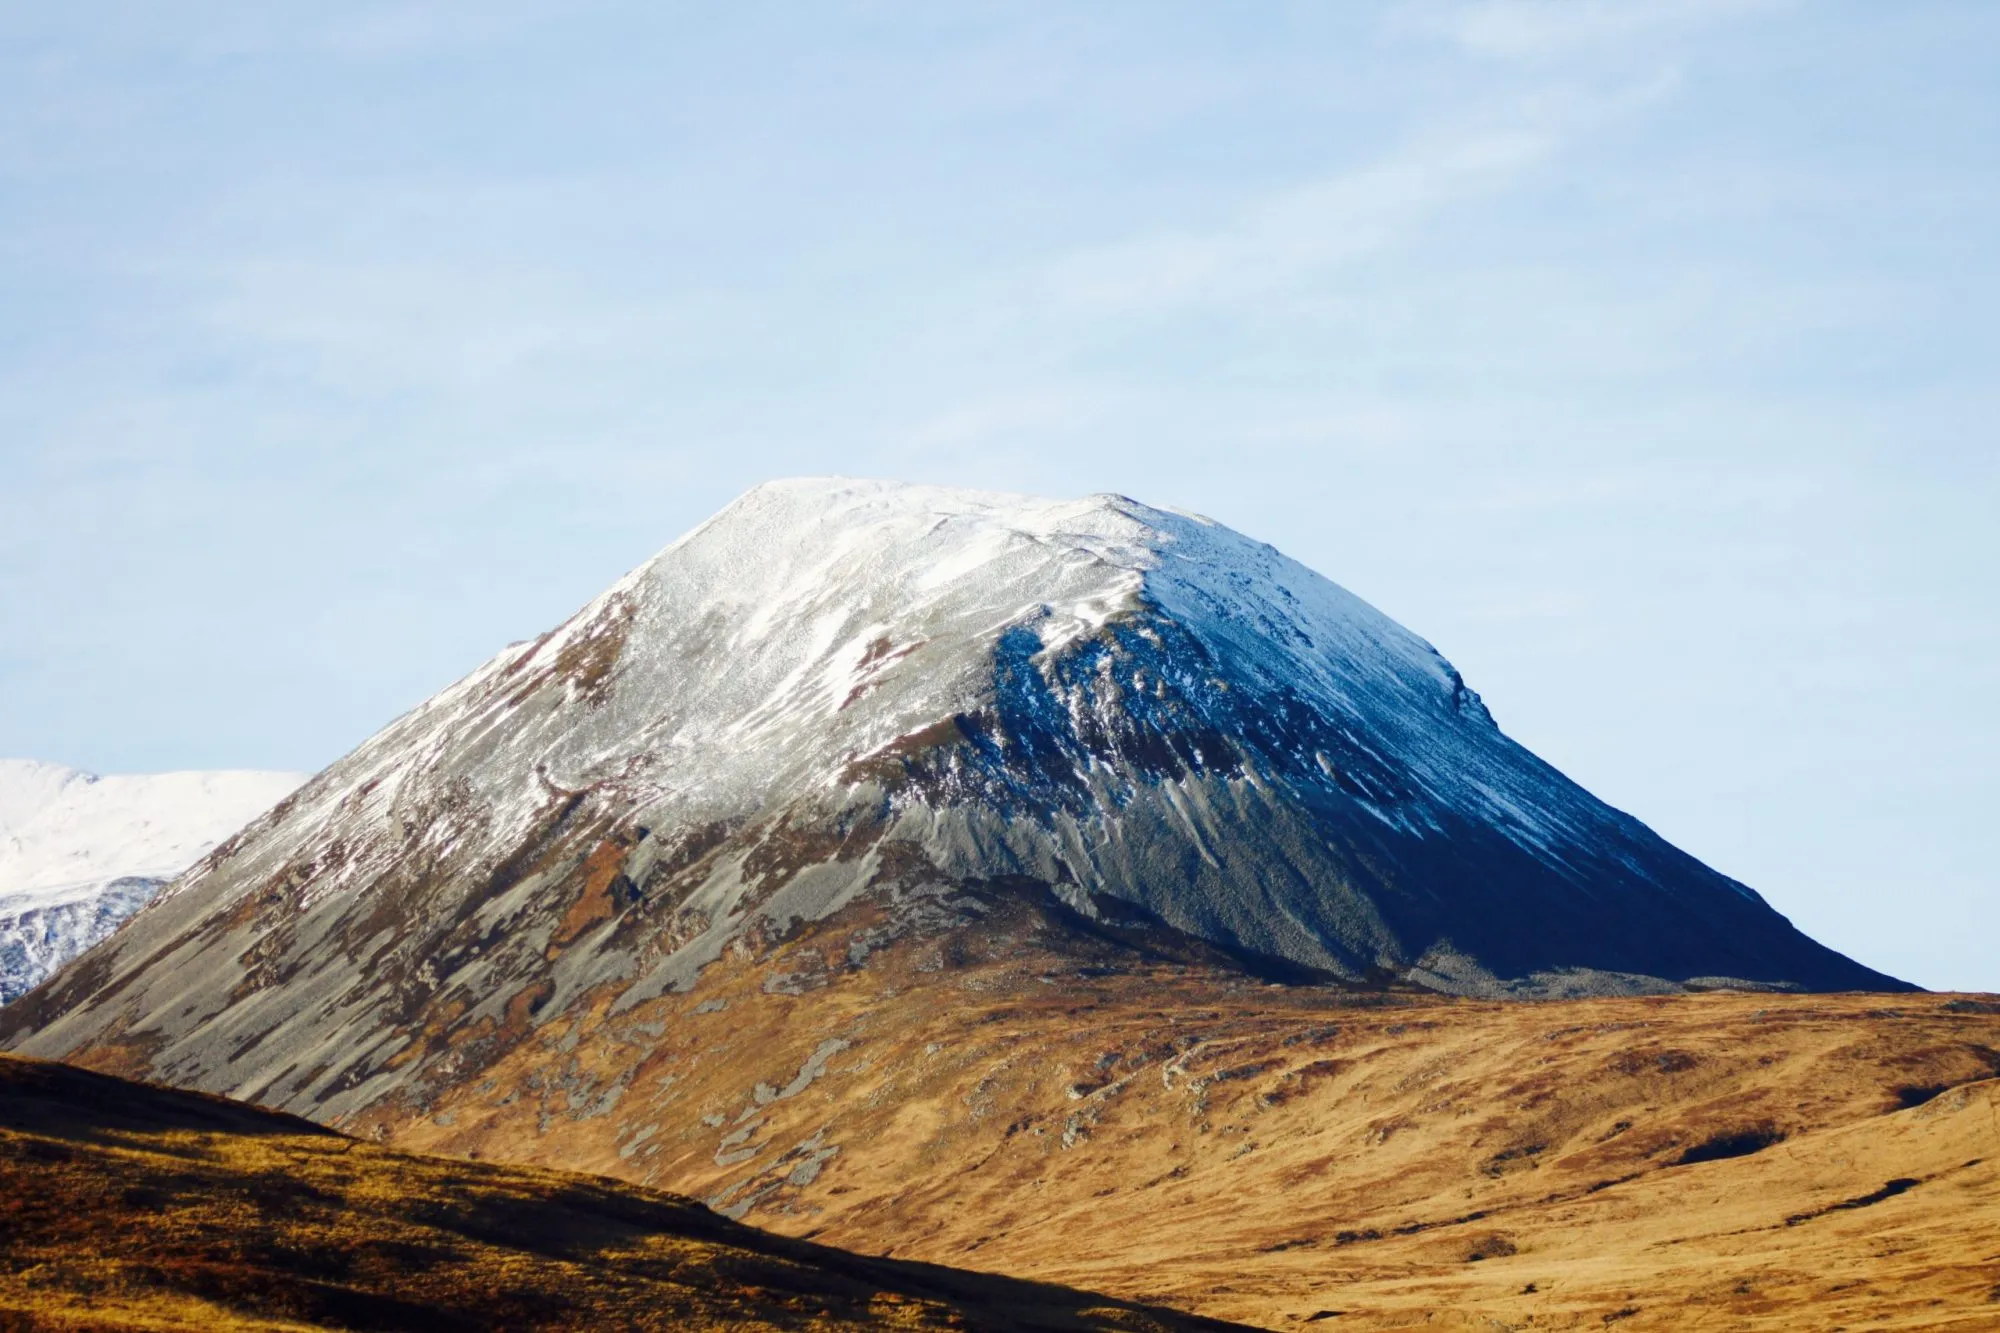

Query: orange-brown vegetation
[[0, 1052, 1247, 1332], [348, 905, 2000, 1331]]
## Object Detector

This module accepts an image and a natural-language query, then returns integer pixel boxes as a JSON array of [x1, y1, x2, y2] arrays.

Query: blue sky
[[2, 1, 1994, 990]]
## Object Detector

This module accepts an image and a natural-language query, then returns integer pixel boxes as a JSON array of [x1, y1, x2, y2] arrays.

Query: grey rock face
[[1, 480, 1905, 1120]]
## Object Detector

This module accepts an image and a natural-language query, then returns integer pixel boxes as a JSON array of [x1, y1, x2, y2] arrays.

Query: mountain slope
[[376, 961, 1999, 1331], [0, 1051, 1241, 1332], [0, 760, 304, 1002], [2, 480, 1899, 1124]]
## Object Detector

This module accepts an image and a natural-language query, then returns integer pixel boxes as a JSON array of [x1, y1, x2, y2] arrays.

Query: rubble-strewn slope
[[0, 760, 303, 1002], [3, 480, 1897, 1130], [0, 1050, 1245, 1332]]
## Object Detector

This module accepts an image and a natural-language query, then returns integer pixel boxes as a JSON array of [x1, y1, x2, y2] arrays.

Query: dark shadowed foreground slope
[[0, 1052, 1247, 1332]]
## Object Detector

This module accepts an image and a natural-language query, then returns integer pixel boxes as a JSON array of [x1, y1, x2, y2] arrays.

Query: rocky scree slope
[[0, 759, 302, 1003], [2, 479, 1901, 1122]]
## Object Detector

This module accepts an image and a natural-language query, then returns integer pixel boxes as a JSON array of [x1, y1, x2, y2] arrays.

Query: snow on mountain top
[[0, 759, 90, 836], [0, 760, 306, 913], [275, 477, 1506, 869], [651, 478, 1458, 697], [161, 478, 1511, 930], [532, 477, 1481, 785]]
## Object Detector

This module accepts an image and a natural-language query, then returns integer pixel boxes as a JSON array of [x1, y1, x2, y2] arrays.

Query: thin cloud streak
[[1043, 130, 1554, 314], [1396, 0, 1785, 62]]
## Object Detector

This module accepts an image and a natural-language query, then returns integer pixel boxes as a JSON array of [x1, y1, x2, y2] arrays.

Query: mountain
[[2, 479, 1900, 1123], [0, 759, 303, 1002], [0, 1051, 1240, 1332]]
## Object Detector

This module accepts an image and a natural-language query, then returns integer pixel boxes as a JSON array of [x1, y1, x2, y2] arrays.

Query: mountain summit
[[3, 479, 1901, 1117]]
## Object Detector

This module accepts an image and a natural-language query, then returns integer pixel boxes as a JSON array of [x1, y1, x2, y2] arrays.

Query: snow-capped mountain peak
[[0, 760, 305, 1002], [405, 479, 1489, 844], [4, 480, 1901, 1122]]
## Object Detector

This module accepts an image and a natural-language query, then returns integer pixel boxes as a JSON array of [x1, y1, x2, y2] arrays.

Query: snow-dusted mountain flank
[[3, 480, 1902, 1118], [0, 761, 304, 1003]]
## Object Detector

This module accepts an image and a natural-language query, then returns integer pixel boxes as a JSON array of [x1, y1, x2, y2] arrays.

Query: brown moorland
[[326, 901, 2000, 1331], [0, 1051, 1250, 1332]]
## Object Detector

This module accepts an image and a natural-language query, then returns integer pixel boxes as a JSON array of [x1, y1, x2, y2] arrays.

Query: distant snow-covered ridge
[[0, 760, 305, 1003]]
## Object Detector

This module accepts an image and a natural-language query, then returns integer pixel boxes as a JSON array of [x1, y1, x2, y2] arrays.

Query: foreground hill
[[0, 1051, 1243, 1332], [0, 759, 303, 1003], [4, 481, 1899, 1140]]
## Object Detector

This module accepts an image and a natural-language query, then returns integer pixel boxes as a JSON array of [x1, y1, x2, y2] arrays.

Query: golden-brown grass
[[348, 907, 2000, 1331], [0, 1053, 1248, 1332]]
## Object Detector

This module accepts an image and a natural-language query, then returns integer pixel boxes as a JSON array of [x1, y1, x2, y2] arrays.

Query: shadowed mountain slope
[[0, 1051, 1246, 1332]]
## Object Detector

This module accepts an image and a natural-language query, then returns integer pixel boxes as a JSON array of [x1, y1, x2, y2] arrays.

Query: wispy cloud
[[1042, 128, 1553, 315], [1395, 0, 1782, 62], [1031, 21, 1700, 326]]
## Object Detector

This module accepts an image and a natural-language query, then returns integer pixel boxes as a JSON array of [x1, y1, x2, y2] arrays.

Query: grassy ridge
[[0, 1053, 1244, 1332]]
